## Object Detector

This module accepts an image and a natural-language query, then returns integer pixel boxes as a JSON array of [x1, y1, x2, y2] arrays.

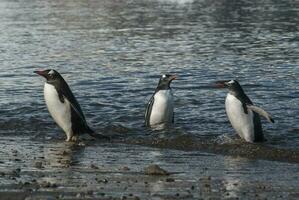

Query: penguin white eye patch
[[162, 74, 166, 78], [48, 70, 55, 75], [228, 80, 235, 84]]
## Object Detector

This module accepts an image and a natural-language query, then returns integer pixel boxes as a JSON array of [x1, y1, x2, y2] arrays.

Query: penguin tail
[[86, 126, 110, 141]]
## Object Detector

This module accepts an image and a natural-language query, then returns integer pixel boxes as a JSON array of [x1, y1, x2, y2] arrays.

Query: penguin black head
[[215, 80, 245, 95], [157, 74, 177, 90], [34, 69, 63, 83]]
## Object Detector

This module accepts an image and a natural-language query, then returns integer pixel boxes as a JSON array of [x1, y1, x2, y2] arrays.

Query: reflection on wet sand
[[222, 156, 248, 199], [44, 141, 77, 168]]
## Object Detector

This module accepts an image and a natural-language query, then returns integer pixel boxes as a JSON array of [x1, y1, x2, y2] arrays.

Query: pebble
[[166, 178, 175, 182], [76, 193, 83, 198], [34, 162, 43, 169], [77, 142, 86, 146], [90, 164, 99, 169], [144, 164, 169, 176], [86, 190, 94, 195], [12, 150, 18, 154], [62, 150, 69, 155], [121, 166, 130, 171], [95, 178, 108, 183], [39, 181, 57, 188]]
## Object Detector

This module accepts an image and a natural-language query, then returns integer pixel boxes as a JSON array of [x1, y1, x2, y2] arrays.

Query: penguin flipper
[[62, 92, 98, 136], [57, 83, 86, 122], [68, 99, 88, 126], [145, 95, 154, 127], [58, 85, 89, 127], [246, 105, 275, 123]]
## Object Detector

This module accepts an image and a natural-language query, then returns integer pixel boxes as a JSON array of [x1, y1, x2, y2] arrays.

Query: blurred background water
[[0, 0, 298, 150]]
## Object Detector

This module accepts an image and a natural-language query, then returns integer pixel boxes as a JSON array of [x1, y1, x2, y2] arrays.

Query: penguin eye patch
[[48, 70, 55, 75], [228, 80, 235, 84], [162, 74, 166, 79]]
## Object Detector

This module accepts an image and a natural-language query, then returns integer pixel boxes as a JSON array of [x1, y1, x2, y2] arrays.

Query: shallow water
[[0, 0, 299, 158]]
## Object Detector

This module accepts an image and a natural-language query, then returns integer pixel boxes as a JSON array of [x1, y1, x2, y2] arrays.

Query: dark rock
[[39, 181, 57, 188], [120, 166, 130, 171], [90, 164, 99, 169], [62, 150, 69, 155], [96, 178, 108, 184], [34, 162, 43, 169], [86, 190, 93, 195], [165, 178, 175, 182], [144, 164, 169, 176]]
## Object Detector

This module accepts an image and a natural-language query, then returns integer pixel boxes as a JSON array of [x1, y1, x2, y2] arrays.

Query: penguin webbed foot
[[65, 135, 79, 143], [65, 137, 71, 142], [71, 135, 79, 142]]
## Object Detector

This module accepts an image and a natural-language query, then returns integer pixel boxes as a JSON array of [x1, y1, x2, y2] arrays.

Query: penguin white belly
[[225, 93, 255, 142], [149, 90, 174, 126], [44, 83, 73, 139]]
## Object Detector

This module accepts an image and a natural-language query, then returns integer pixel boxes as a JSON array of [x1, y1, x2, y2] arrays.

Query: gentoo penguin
[[216, 80, 274, 143], [34, 69, 109, 142], [145, 74, 177, 127]]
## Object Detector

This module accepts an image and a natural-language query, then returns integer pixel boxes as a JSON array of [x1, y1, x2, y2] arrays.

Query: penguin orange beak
[[170, 75, 177, 81], [214, 80, 229, 88], [34, 70, 47, 78]]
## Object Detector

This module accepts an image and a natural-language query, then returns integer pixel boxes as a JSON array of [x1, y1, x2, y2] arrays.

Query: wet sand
[[0, 136, 298, 200]]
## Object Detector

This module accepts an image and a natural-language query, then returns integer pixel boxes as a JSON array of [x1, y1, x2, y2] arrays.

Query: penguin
[[216, 80, 274, 143], [34, 69, 109, 142], [145, 74, 177, 128]]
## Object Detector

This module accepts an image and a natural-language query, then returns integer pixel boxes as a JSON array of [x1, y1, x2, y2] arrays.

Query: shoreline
[[122, 135, 299, 163], [0, 136, 298, 199]]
